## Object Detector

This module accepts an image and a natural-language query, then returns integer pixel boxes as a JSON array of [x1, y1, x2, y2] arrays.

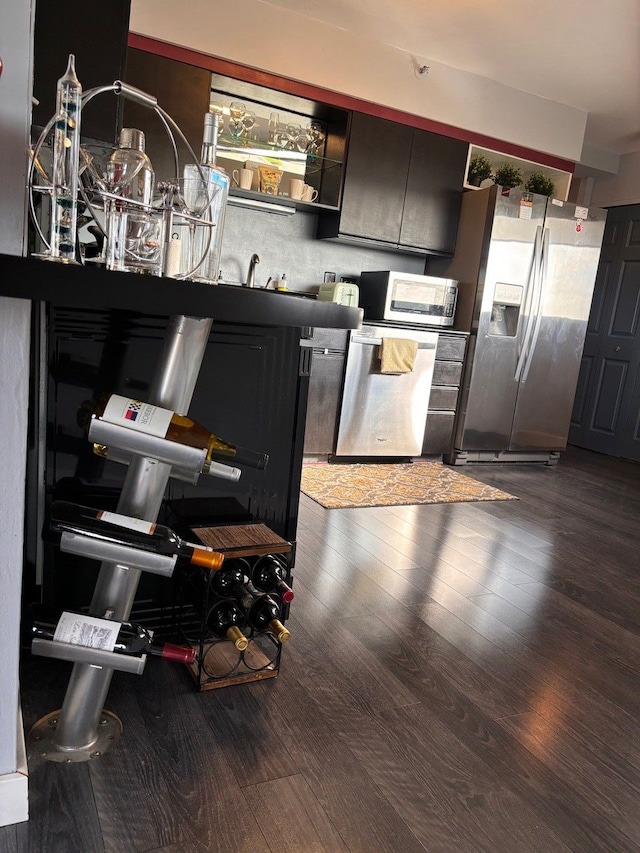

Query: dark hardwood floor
[[2, 446, 639, 852]]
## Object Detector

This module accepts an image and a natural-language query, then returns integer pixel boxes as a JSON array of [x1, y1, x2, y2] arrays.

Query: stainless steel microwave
[[358, 271, 458, 327]]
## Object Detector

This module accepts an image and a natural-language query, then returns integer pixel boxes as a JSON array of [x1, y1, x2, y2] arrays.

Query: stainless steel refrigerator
[[441, 185, 606, 465]]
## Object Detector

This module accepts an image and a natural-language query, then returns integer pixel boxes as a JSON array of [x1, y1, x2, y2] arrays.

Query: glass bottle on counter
[[78, 393, 269, 471], [181, 111, 229, 282]]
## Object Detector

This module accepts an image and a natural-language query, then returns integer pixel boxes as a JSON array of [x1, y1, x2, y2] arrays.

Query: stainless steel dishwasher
[[335, 323, 438, 457]]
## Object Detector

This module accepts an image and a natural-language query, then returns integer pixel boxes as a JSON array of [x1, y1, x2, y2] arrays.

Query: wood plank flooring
[[2, 446, 639, 852]]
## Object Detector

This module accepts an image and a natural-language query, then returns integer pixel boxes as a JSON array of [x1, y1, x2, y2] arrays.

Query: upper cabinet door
[[339, 113, 413, 243], [400, 131, 468, 254]]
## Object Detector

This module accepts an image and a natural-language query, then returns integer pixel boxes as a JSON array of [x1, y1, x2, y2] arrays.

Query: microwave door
[[386, 278, 455, 326]]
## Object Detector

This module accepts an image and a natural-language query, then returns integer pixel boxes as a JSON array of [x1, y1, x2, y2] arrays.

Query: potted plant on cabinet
[[525, 171, 555, 197], [494, 163, 524, 189], [466, 155, 493, 187]]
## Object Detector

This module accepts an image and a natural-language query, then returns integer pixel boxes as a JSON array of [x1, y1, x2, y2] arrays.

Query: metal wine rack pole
[[27, 77, 225, 762], [30, 314, 214, 762]]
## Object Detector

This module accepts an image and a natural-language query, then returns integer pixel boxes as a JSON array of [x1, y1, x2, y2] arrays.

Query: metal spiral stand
[[27, 80, 223, 762]]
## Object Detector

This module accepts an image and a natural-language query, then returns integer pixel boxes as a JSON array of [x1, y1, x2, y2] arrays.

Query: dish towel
[[378, 337, 418, 374]]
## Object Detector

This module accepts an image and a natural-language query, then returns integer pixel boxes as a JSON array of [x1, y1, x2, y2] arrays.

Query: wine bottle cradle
[[78, 393, 269, 472], [50, 500, 225, 574], [28, 608, 196, 674]]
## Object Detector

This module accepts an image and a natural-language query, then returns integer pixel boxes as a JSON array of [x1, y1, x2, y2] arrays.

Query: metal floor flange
[[28, 709, 123, 763]]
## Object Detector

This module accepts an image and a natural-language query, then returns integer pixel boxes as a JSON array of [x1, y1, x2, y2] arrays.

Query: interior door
[[510, 200, 607, 451], [569, 205, 640, 460]]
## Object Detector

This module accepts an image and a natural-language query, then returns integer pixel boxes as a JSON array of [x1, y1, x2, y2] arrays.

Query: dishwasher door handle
[[351, 336, 436, 349]]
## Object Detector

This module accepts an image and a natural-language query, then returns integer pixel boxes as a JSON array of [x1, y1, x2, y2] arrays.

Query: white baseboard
[[0, 706, 28, 827]]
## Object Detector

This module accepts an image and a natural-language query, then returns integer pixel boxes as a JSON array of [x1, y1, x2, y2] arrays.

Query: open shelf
[[464, 144, 572, 200], [210, 74, 348, 211]]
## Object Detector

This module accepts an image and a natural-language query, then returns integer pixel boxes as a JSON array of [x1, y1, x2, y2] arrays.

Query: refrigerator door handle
[[514, 225, 543, 382], [520, 226, 549, 383]]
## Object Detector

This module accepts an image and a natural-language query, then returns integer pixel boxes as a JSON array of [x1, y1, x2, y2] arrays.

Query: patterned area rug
[[300, 462, 518, 509]]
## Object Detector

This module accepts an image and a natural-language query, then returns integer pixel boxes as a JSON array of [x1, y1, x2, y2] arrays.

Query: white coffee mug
[[301, 184, 318, 203], [290, 178, 305, 200], [233, 168, 254, 190]]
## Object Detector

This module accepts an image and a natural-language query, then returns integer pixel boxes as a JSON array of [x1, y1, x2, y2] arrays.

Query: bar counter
[[0, 253, 363, 330]]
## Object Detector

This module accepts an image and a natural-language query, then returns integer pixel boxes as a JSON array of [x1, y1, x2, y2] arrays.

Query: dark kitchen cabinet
[[33, 0, 131, 144], [123, 49, 212, 182], [317, 112, 468, 255], [401, 131, 468, 253], [326, 113, 413, 243]]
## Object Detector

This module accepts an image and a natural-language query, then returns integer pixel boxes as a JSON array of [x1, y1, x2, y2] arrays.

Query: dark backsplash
[[219, 206, 427, 293]]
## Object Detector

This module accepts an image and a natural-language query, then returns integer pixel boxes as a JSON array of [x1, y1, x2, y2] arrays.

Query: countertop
[[0, 253, 363, 330]]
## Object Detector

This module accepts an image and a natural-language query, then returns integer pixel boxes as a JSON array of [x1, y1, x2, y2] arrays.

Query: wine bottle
[[251, 555, 294, 603], [49, 501, 224, 572], [28, 609, 195, 663], [78, 394, 268, 471], [206, 600, 248, 651], [209, 559, 249, 598], [234, 581, 291, 643], [182, 111, 229, 282]]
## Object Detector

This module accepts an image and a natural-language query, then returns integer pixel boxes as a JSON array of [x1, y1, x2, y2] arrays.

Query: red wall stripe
[[128, 33, 575, 174]]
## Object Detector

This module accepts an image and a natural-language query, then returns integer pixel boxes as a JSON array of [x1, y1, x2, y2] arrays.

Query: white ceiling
[[262, 0, 640, 158]]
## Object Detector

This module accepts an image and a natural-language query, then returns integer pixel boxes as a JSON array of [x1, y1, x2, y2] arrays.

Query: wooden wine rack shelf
[[191, 523, 292, 558]]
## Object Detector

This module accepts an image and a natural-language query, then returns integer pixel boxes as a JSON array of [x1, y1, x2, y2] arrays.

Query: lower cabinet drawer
[[428, 385, 458, 410], [432, 360, 463, 385], [436, 335, 467, 361], [422, 410, 456, 455]]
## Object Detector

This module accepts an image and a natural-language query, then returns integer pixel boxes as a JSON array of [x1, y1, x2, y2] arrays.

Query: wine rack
[[173, 523, 293, 691]]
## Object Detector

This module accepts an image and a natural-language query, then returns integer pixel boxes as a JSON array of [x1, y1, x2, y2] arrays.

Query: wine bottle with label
[[49, 500, 224, 572], [206, 600, 248, 651], [234, 581, 290, 643], [250, 555, 294, 603], [27, 608, 196, 663], [78, 394, 268, 471]]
